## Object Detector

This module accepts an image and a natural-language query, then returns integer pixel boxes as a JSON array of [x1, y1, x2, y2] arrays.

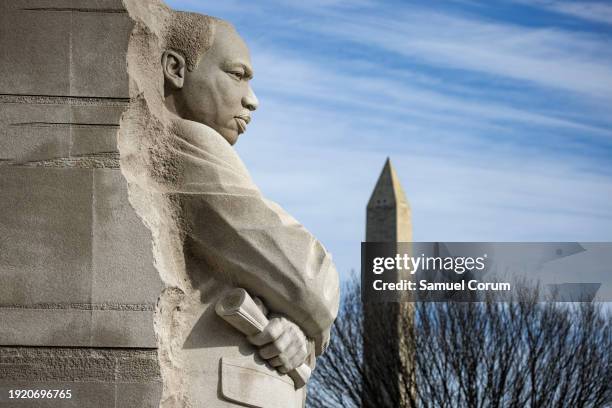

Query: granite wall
[[0, 1, 163, 406]]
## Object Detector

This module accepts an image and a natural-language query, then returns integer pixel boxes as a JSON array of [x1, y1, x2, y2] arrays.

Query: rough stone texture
[[0, 347, 161, 408], [0, 1, 162, 406]]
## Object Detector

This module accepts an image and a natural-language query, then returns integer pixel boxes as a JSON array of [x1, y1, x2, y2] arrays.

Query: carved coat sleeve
[[164, 121, 340, 354]]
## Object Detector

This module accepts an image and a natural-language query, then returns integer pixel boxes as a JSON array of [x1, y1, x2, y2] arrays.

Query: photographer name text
[[373, 279, 511, 292]]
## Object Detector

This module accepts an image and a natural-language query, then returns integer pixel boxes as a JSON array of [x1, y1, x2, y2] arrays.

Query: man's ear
[[162, 50, 186, 89]]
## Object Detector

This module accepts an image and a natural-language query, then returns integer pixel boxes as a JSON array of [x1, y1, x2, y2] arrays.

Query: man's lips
[[235, 115, 251, 134]]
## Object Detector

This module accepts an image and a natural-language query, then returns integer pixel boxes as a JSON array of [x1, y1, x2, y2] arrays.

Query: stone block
[[69, 126, 120, 156], [0, 103, 71, 162], [3, 125, 72, 163], [0, 1, 131, 98], [0, 167, 160, 348], [0, 167, 159, 306], [0, 167, 94, 305], [0, 382, 163, 408], [0, 309, 155, 348], [5, 0, 125, 9], [116, 383, 163, 408], [0, 347, 161, 408], [0, 346, 161, 379], [70, 12, 132, 98], [0, 5, 71, 96], [90, 310, 156, 348], [0, 0, 161, 403], [0, 382, 115, 408], [0, 99, 126, 162], [91, 170, 161, 305], [115, 351, 163, 382], [0, 309, 92, 347], [70, 104, 126, 126], [0, 310, 156, 348]]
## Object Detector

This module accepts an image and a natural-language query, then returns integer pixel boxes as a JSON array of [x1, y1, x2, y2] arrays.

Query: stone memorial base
[[0, 2, 163, 407]]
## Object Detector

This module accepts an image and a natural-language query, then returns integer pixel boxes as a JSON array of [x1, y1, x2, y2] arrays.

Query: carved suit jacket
[[167, 118, 340, 354], [120, 110, 339, 407]]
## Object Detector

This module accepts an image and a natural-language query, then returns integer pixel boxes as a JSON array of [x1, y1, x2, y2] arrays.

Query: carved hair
[[163, 11, 222, 71]]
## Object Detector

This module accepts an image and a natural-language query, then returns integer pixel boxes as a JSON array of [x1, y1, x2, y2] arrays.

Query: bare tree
[[307, 279, 612, 408]]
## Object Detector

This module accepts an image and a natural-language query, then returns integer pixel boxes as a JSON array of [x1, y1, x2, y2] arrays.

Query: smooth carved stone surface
[[0, 309, 156, 348], [0, 167, 161, 347], [0, 1, 131, 98], [0, 168, 94, 305], [220, 358, 301, 408]]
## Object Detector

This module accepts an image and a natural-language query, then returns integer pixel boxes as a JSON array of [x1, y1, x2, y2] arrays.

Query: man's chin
[[221, 130, 239, 145]]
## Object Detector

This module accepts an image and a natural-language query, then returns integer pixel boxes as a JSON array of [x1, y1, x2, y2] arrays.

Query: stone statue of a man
[[119, 4, 340, 407]]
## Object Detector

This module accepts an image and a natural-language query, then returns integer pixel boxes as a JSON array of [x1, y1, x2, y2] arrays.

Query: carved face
[[179, 23, 258, 145]]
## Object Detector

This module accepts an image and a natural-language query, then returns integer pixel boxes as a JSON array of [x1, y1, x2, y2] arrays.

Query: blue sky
[[167, 0, 612, 278]]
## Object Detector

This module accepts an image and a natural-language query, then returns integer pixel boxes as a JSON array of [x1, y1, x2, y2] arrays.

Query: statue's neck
[[163, 93, 183, 118], [167, 113, 228, 148]]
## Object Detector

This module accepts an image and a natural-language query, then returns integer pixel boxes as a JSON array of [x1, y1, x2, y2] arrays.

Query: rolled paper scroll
[[215, 288, 312, 389]]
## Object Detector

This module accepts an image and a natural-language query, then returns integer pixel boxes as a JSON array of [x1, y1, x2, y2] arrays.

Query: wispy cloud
[[301, 9, 612, 99], [514, 1, 612, 25]]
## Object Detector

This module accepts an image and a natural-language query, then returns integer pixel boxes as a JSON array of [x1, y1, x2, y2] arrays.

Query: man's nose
[[242, 86, 259, 111]]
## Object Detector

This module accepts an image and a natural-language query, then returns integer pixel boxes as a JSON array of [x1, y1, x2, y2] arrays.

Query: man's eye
[[229, 71, 243, 80]]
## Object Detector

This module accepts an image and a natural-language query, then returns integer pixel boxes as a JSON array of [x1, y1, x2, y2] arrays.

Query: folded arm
[[163, 119, 340, 353]]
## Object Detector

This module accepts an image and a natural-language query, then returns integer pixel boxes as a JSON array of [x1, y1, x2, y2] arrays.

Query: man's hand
[[247, 315, 309, 374]]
